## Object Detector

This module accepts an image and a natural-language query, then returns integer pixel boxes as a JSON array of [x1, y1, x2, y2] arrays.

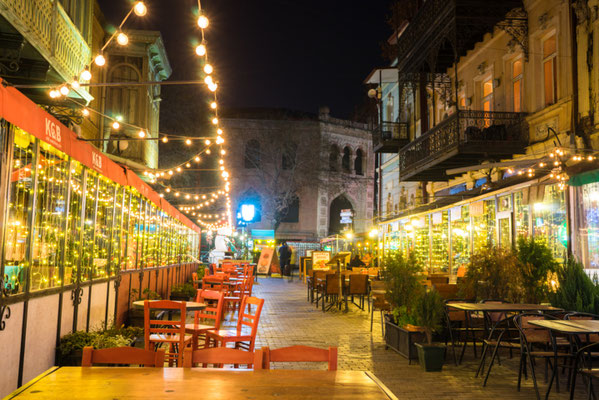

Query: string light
[[204, 64, 213, 74], [117, 32, 129, 46], [94, 54, 106, 66], [196, 43, 207, 56], [198, 15, 209, 29], [211, 101, 217, 109], [112, 121, 120, 130], [81, 67, 92, 81], [134, 1, 147, 16]]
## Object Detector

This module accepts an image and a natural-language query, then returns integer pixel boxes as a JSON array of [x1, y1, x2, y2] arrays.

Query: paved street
[[237, 277, 588, 400]]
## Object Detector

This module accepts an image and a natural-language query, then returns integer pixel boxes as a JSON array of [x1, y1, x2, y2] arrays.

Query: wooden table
[[447, 303, 562, 313], [8, 367, 398, 399], [528, 319, 599, 334], [132, 300, 206, 311]]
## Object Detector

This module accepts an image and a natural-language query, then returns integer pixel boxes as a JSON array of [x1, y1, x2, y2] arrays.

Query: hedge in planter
[[413, 288, 446, 372], [170, 283, 196, 301]]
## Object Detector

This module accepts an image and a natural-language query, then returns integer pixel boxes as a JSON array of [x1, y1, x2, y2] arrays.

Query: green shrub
[[459, 245, 523, 302], [550, 258, 599, 314], [413, 289, 446, 345], [515, 236, 559, 303], [382, 251, 424, 312], [171, 283, 196, 299]]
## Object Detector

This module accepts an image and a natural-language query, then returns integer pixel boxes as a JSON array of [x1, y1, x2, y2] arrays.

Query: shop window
[[543, 35, 557, 106], [514, 190, 530, 239], [145, 204, 158, 268], [412, 215, 430, 271], [431, 211, 449, 273], [107, 64, 141, 125], [450, 205, 470, 275], [580, 183, 599, 268], [30, 141, 70, 291], [110, 187, 125, 275], [342, 147, 351, 173], [512, 58, 523, 112], [532, 184, 566, 263], [329, 145, 339, 171], [282, 142, 297, 170], [244, 139, 260, 168], [64, 161, 84, 284], [472, 198, 496, 252], [354, 149, 364, 176], [124, 192, 142, 269], [81, 171, 99, 281]]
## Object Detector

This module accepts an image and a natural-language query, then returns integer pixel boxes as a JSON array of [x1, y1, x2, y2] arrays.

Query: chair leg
[[528, 354, 542, 400], [370, 306, 374, 332], [380, 311, 385, 338], [483, 341, 502, 387]]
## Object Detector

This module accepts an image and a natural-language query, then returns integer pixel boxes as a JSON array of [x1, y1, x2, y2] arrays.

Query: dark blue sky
[[98, 0, 391, 118]]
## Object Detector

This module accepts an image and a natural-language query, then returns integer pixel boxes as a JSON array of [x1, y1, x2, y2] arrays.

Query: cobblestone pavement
[[236, 276, 590, 400]]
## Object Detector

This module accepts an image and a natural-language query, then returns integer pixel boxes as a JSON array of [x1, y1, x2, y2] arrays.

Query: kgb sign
[[44, 118, 62, 149]]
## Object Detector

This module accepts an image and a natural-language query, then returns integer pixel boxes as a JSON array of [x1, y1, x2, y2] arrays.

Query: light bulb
[[194, 156, 201, 162], [168, 170, 173, 175], [211, 101, 217, 109], [82, 108, 90, 116], [212, 117, 218, 125], [166, 188, 171, 193], [81, 67, 92, 81], [204, 76, 213, 85], [198, 15, 209, 29], [49, 90, 58, 98], [220, 166, 225, 171], [138, 130, 146, 138], [162, 137, 168, 143], [185, 194, 190, 199], [208, 82, 218, 92], [94, 54, 106, 66], [117, 32, 129, 46], [112, 121, 120, 129], [219, 159, 224, 165], [205, 139, 211, 145], [217, 128, 223, 135], [134, 1, 147, 16], [175, 192, 180, 197], [176, 167, 182, 172], [216, 137, 224, 144], [71, 79, 80, 90], [221, 150, 226, 155], [186, 163, 191, 168], [204, 64, 213, 74], [195, 44, 207, 56], [185, 139, 192, 145], [59, 85, 70, 96], [206, 149, 211, 154]]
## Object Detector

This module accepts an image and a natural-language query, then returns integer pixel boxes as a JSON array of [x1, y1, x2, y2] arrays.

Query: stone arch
[[354, 148, 364, 176], [328, 193, 354, 235], [341, 146, 352, 172], [329, 144, 339, 171]]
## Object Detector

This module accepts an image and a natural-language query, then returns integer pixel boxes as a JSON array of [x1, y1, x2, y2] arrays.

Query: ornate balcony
[[0, 0, 92, 100], [373, 122, 409, 153], [398, 110, 528, 181]]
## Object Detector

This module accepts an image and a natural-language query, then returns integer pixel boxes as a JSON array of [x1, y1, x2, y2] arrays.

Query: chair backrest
[[314, 270, 328, 281], [262, 345, 337, 371], [481, 299, 508, 324], [236, 296, 265, 348], [445, 299, 468, 322], [349, 274, 368, 294], [82, 346, 165, 367], [144, 300, 187, 350], [194, 289, 224, 330], [183, 347, 263, 368], [325, 273, 340, 295], [192, 272, 199, 290], [514, 313, 556, 346], [203, 275, 225, 292], [352, 267, 366, 274]]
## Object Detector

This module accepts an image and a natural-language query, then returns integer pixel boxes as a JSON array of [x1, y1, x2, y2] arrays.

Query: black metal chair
[[444, 299, 483, 365], [348, 274, 368, 311]]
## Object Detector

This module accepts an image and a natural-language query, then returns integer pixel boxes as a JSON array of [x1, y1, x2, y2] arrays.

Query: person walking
[[278, 241, 291, 277]]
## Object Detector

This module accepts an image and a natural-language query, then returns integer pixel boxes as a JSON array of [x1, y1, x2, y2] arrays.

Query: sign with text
[[312, 251, 331, 270], [340, 209, 353, 224], [257, 248, 275, 274]]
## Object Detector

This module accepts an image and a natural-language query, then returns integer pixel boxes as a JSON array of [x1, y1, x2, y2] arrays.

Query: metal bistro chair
[[444, 299, 484, 365], [348, 274, 368, 311], [320, 273, 341, 312], [370, 280, 390, 337]]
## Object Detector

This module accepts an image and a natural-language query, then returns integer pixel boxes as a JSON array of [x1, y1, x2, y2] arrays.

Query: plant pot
[[415, 343, 446, 372], [384, 315, 425, 363]]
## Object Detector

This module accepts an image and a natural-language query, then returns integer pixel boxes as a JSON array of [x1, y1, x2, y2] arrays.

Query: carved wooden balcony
[[398, 110, 528, 181], [373, 121, 409, 153]]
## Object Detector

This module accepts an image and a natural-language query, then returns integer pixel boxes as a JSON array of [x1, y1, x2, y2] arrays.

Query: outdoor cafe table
[[132, 300, 206, 311], [8, 367, 399, 399]]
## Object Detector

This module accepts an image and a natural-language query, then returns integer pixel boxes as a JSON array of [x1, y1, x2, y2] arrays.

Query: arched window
[[355, 149, 364, 176], [342, 147, 351, 173], [279, 195, 300, 223], [244, 139, 261, 168], [329, 145, 339, 171], [107, 64, 141, 125], [282, 142, 297, 170]]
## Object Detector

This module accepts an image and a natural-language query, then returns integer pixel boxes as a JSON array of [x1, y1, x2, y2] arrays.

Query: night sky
[[97, 0, 392, 119]]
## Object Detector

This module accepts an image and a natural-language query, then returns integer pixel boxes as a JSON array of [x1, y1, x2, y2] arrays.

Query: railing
[[373, 121, 409, 150], [0, 0, 91, 83], [399, 110, 527, 173]]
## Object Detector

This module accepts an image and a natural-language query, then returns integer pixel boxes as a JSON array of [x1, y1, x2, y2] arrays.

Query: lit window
[[482, 77, 493, 127], [543, 35, 557, 106], [512, 59, 523, 112]]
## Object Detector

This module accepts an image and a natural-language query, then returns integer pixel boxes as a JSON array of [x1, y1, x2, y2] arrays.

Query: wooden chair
[[144, 300, 193, 367], [205, 296, 265, 351], [183, 347, 263, 368], [81, 346, 165, 367], [370, 280, 390, 336], [320, 273, 341, 312], [192, 272, 199, 290], [262, 345, 337, 370], [348, 274, 368, 311], [185, 289, 224, 349], [202, 275, 226, 292], [224, 278, 247, 314]]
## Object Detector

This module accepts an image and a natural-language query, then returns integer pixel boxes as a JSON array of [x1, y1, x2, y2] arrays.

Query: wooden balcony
[[398, 110, 528, 181], [373, 122, 409, 153], [0, 0, 92, 100]]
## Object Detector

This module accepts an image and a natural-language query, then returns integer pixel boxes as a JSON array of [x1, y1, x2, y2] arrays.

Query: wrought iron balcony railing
[[373, 121, 409, 153], [0, 0, 91, 89], [398, 110, 528, 181]]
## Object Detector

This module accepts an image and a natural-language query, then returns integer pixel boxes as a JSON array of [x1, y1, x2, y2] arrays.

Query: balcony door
[[482, 77, 493, 127]]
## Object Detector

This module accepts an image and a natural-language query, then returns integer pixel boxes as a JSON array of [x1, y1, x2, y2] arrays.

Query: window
[[282, 142, 297, 170], [279, 195, 300, 223], [482, 77, 493, 112], [342, 147, 351, 173], [512, 59, 523, 112], [354, 149, 364, 176], [329, 145, 339, 171], [543, 35, 557, 106], [244, 140, 260, 168], [107, 64, 141, 125]]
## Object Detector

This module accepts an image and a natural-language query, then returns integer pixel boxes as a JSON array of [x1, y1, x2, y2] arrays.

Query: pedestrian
[[278, 241, 291, 277]]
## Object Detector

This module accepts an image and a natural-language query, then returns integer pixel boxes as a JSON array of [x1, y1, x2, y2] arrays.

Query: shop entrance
[[498, 216, 512, 247]]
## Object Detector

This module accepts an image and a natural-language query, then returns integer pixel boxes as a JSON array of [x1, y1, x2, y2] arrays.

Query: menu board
[[257, 248, 275, 274], [312, 251, 331, 270]]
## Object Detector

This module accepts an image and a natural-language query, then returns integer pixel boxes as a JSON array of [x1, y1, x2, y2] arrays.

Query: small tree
[[382, 251, 424, 323], [550, 258, 599, 314], [414, 289, 446, 345], [515, 236, 559, 303]]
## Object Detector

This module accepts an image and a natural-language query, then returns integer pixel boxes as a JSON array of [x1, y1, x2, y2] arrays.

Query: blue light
[[241, 204, 255, 222]]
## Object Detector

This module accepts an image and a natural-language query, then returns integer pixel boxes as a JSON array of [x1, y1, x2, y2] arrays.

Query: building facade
[[222, 108, 374, 244], [367, 0, 599, 273]]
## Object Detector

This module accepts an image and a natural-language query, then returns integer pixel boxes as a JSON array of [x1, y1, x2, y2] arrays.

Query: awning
[[569, 169, 599, 187]]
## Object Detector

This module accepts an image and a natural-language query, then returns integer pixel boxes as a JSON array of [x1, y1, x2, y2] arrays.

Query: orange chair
[[185, 289, 224, 349], [192, 272, 199, 290], [262, 345, 337, 371], [183, 347, 263, 368], [224, 278, 247, 314], [82, 346, 165, 367], [202, 275, 226, 292], [205, 296, 265, 352], [144, 300, 192, 367]]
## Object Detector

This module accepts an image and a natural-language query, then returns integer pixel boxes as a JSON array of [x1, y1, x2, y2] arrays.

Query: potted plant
[[413, 288, 447, 371], [127, 288, 161, 327], [515, 236, 559, 304], [550, 258, 599, 314], [170, 283, 196, 301], [381, 251, 426, 361]]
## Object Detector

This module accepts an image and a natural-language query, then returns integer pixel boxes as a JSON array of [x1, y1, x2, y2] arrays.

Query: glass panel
[[120, 191, 130, 270], [514, 191, 530, 239], [430, 211, 448, 273], [65, 161, 84, 285], [513, 80, 521, 112], [533, 184, 567, 263], [126, 193, 141, 269], [472, 199, 496, 252], [81, 171, 98, 281], [543, 35, 556, 58], [110, 187, 124, 276], [499, 218, 512, 248], [512, 59, 523, 78], [498, 195, 511, 212], [146, 203, 158, 268], [30, 141, 69, 291], [91, 176, 115, 279], [412, 216, 430, 270], [580, 183, 599, 268], [544, 59, 555, 105], [483, 78, 493, 97], [3, 126, 36, 294], [450, 206, 470, 275]]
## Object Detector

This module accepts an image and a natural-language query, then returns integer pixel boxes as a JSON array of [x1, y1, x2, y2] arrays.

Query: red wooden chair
[[81, 346, 165, 367], [185, 289, 224, 349], [205, 296, 265, 352], [202, 275, 226, 292], [183, 347, 263, 368], [144, 300, 192, 367], [224, 278, 248, 314], [262, 345, 338, 370], [191, 272, 199, 290]]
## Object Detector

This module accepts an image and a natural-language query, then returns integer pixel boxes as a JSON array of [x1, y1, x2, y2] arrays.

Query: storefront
[[380, 181, 568, 274]]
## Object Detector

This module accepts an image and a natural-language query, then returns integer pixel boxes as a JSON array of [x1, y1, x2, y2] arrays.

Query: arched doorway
[[328, 194, 353, 235]]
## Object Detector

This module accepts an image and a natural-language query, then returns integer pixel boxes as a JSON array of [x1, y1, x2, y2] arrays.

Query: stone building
[[222, 107, 374, 242]]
